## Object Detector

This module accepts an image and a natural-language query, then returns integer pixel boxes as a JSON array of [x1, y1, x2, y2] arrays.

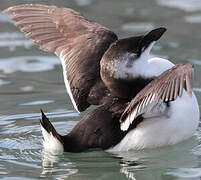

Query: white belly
[[107, 91, 200, 152]]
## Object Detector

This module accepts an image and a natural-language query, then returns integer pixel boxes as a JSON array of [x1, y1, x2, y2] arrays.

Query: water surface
[[0, 0, 201, 179]]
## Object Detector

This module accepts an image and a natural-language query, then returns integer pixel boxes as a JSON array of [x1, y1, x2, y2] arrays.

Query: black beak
[[138, 27, 167, 54]]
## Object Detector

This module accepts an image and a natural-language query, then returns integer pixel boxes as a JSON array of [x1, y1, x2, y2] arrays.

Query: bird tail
[[40, 109, 64, 154]]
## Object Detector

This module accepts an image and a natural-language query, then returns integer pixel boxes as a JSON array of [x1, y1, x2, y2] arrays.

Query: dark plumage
[[4, 4, 196, 152]]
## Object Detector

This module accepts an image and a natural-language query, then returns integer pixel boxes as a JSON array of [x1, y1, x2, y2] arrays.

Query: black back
[[61, 100, 143, 152]]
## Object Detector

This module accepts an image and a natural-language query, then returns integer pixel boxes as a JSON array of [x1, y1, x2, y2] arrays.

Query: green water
[[0, 0, 201, 179]]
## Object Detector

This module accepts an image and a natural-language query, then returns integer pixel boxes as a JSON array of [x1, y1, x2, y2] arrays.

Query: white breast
[[107, 55, 200, 151], [107, 90, 200, 152]]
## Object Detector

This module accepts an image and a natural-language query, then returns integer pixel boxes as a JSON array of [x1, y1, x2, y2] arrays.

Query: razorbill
[[4, 4, 200, 153]]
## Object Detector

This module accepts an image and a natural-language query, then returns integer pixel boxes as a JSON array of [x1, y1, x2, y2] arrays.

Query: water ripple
[[185, 14, 201, 23], [193, 88, 201, 93], [20, 100, 54, 106], [121, 22, 155, 32], [0, 56, 60, 74], [166, 168, 201, 178], [0, 32, 33, 50], [188, 59, 201, 66], [0, 110, 78, 121], [0, 80, 10, 85], [0, 13, 12, 23], [0, 108, 79, 178], [75, 0, 94, 6], [157, 0, 201, 12], [0, 32, 24, 39]]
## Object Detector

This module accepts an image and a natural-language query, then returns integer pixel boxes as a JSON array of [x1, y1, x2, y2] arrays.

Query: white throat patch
[[112, 42, 155, 79]]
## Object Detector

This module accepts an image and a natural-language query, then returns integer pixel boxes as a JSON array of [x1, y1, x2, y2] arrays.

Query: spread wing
[[4, 4, 117, 112], [120, 64, 193, 131]]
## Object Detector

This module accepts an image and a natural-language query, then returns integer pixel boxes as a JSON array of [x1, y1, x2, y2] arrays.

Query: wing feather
[[4, 4, 117, 112], [179, 75, 184, 97], [120, 64, 193, 131], [169, 79, 175, 101], [174, 78, 179, 99]]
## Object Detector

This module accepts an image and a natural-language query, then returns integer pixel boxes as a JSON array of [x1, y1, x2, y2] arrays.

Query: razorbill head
[[100, 28, 167, 99], [4, 4, 200, 153]]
